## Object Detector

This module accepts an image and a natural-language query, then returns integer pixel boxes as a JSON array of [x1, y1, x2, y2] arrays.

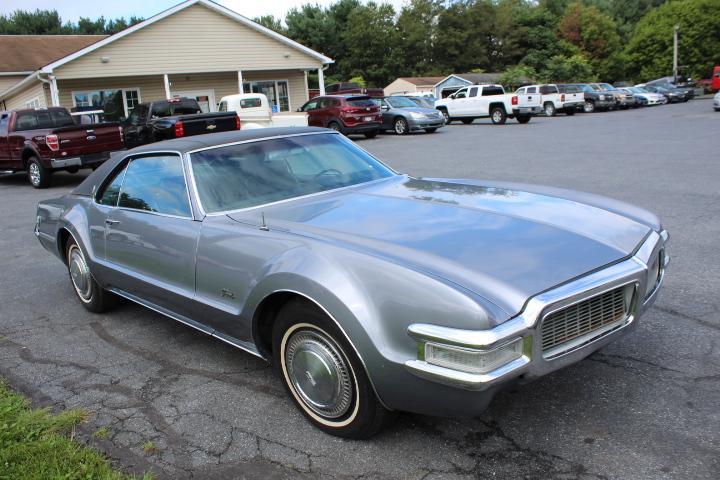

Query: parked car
[[123, 97, 240, 148], [516, 84, 581, 116], [555, 84, 586, 113], [390, 95, 436, 109], [621, 87, 667, 106], [590, 83, 637, 109], [324, 82, 384, 98], [645, 80, 695, 100], [575, 84, 615, 113], [299, 94, 382, 138], [0, 107, 124, 188], [714, 91, 720, 111], [35, 127, 669, 438], [219, 93, 308, 129], [641, 85, 686, 103], [374, 96, 445, 134], [435, 84, 542, 125]]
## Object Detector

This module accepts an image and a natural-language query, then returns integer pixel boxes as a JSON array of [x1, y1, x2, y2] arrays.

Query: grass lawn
[[0, 380, 150, 480]]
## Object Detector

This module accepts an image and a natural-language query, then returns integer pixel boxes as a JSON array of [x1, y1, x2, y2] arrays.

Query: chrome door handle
[[105, 219, 120, 226]]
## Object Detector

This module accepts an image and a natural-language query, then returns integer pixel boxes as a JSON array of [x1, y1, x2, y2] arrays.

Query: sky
[[0, 0, 409, 23]]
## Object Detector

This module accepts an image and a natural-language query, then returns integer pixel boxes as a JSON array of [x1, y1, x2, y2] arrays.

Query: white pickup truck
[[435, 84, 542, 125], [516, 84, 584, 116], [218, 93, 308, 129]]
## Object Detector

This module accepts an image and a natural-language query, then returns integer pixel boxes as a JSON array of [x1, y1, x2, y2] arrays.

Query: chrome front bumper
[[405, 230, 669, 390]]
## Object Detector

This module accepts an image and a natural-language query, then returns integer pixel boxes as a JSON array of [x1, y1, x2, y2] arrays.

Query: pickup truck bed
[[0, 107, 124, 188]]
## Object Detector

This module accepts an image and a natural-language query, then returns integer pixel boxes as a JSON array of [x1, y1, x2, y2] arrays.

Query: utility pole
[[673, 24, 679, 83]]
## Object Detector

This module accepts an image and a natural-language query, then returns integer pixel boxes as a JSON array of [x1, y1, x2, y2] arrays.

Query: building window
[[242, 80, 290, 112], [25, 98, 41, 109], [72, 88, 141, 120]]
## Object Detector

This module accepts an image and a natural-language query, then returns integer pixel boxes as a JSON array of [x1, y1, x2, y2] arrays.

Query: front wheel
[[490, 107, 507, 125], [273, 299, 393, 439], [27, 157, 52, 189], [583, 101, 595, 113], [66, 237, 118, 313], [516, 114, 531, 124], [437, 109, 450, 124], [327, 121, 343, 134]]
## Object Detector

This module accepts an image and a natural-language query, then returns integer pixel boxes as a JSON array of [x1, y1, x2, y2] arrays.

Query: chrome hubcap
[[285, 329, 353, 419], [29, 163, 40, 185], [395, 120, 406, 134], [584, 102, 593, 112], [492, 111, 502, 122], [68, 246, 92, 301]]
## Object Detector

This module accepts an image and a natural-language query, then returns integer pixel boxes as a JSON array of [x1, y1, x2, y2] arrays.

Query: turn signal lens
[[235, 115, 241, 130], [425, 338, 524, 375], [645, 250, 664, 298], [511, 95, 518, 106]]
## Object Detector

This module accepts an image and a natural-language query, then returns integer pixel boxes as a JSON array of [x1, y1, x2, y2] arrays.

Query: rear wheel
[[393, 118, 409, 135], [327, 121, 342, 134], [66, 166, 80, 174], [27, 157, 51, 189], [273, 299, 393, 439], [66, 237, 118, 313], [583, 100, 595, 113], [516, 114, 531, 124], [543, 102, 556, 117], [438, 109, 450, 124], [490, 107, 507, 125]]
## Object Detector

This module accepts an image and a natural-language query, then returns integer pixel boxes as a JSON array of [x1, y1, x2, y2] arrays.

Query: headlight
[[409, 112, 425, 119], [645, 249, 664, 298], [425, 338, 524, 374]]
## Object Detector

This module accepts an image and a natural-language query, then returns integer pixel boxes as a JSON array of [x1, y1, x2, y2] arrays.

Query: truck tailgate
[[52, 123, 123, 157], [516, 93, 542, 107], [178, 113, 238, 136]]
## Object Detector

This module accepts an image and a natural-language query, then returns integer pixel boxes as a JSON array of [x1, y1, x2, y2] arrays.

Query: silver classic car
[[35, 127, 669, 438]]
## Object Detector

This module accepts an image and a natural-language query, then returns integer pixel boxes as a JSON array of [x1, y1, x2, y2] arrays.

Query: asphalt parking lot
[[1, 100, 718, 479]]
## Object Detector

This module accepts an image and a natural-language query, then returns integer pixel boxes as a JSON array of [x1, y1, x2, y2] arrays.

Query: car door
[[104, 153, 202, 320], [122, 105, 148, 148], [302, 99, 321, 127], [448, 87, 468, 116], [378, 99, 393, 129], [465, 86, 480, 115]]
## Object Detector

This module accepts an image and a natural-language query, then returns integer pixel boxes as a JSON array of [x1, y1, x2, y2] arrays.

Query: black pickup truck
[[123, 98, 240, 148]]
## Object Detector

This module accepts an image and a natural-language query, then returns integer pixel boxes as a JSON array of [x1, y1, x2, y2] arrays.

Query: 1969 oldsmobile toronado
[[35, 127, 669, 438]]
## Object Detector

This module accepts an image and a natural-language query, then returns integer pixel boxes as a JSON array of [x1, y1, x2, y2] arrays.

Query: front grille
[[541, 286, 630, 354]]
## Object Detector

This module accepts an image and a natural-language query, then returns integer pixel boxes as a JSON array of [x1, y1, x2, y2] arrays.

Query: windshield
[[577, 84, 594, 93], [386, 97, 418, 108], [189, 133, 395, 213], [151, 100, 201, 117]]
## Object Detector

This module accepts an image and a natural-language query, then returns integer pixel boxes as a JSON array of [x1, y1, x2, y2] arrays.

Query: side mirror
[[381, 105, 389, 111], [296, 107, 303, 112]]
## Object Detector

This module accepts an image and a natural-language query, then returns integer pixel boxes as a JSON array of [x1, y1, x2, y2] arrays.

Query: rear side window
[[218, 101, 227, 112], [482, 87, 505, 96], [525, 87, 537, 94], [540, 85, 558, 94], [0, 114, 9, 136], [240, 98, 262, 109], [347, 98, 376, 107], [326, 84, 338, 93], [118, 155, 191, 217], [50, 109, 75, 127]]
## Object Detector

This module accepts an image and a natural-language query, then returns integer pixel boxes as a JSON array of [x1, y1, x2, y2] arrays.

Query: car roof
[[72, 127, 334, 197]]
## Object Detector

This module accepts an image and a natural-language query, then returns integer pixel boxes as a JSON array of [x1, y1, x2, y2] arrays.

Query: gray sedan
[[376, 96, 445, 134], [35, 127, 668, 439]]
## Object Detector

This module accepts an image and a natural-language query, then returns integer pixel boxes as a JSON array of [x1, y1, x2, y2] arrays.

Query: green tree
[[0, 9, 142, 34], [396, 0, 443, 76], [625, 0, 720, 81], [558, 2, 623, 80], [499, 64, 537, 89], [253, 15, 286, 34], [542, 53, 597, 82]]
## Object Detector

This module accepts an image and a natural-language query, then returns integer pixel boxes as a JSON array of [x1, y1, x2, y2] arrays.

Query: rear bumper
[[341, 121, 381, 134], [50, 150, 124, 169], [385, 230, 668, 416], [561, 102, 584, 110], [512, 106, 542, 115]]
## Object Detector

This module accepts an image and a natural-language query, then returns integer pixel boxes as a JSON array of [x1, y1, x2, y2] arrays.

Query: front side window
[[302, 100, 318, 111], [118, 155, 191, 217], [454, 89, 467, 99], [189, 133, 395, 214], [98, 165, 127, 206]]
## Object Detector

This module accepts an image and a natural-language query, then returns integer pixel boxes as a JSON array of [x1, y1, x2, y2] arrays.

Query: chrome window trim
[[95, 150, 195, 221], [185, 131, 399, 218]]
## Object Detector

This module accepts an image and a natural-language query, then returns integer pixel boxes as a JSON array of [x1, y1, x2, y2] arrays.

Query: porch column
[[318, 67, 325, 96], [163, 74, 171, 99], [49, 75, 60, 106], [237, 70, 244, 94]]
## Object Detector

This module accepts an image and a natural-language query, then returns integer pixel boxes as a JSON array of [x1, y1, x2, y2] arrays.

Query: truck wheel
[[273, 298, 394, 439], [437, 109, 450, 124], [544, 102, 556, 117], [66, 236, 118, 313], [66, 166, 80, 174], [461, 118, 474, 124], [490, 107, 507, 125], [27, 157, 52, 189], [516, 114, 531, 124], [393, 118, 409, 135], [364, 130, 378, 139], [583, 101, 595, 113]]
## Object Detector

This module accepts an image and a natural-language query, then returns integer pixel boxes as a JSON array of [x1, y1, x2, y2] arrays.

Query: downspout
[[36, 73, 59, 107]]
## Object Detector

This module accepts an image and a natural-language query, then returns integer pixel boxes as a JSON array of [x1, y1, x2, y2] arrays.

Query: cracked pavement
[[1, 100, 718, 479]]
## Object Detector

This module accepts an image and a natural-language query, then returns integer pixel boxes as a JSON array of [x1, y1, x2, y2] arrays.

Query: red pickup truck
[[0, 107, 124, 188]]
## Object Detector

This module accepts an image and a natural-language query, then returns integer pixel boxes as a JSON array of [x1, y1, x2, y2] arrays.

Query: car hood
[[228, 176, 651, 320]]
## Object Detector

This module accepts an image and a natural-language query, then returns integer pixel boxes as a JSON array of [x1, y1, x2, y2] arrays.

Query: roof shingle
[[0, 35, 108, 72]]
